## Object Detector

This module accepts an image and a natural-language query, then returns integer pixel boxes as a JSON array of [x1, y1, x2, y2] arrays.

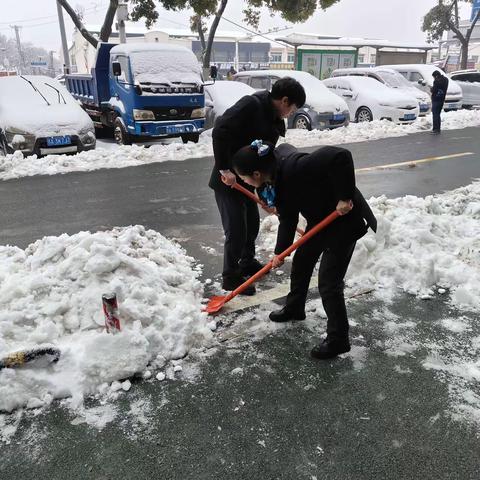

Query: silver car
[[449, 70, 480, 108]]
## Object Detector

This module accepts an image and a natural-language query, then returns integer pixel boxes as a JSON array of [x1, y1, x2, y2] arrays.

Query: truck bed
[[65, 74, 97, 107]]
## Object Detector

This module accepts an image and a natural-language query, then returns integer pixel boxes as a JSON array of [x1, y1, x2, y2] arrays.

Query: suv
[[381, 64, 463, 111], [331, 67, 431, 116], [449, 70, 480, 109], [233, 69, 350, 130]]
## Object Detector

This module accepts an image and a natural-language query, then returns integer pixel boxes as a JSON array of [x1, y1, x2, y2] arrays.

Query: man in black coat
[[431, 70, 449, 134], [232, 142, 377, 359], [210, 78, 306, 294]]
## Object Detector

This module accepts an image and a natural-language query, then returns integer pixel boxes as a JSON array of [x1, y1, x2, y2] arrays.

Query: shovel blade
[[204, 295, 228, 314]]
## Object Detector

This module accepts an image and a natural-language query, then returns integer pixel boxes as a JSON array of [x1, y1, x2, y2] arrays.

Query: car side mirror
[[205, 99, 214, 108], [112, 62, 122, 77], [418, 79, 426, 86], [343, 92, 353, 98]]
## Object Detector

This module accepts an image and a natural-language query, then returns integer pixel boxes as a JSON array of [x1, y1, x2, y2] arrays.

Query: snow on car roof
[[110, 42, 194, 55], [381, 64, 443, 75], [205, 80, 255, 98]]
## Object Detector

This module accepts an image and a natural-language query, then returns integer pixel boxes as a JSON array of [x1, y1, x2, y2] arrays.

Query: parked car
[[204, 80, 256, 129], [331, 67, 432, 116], [381, 64, 463, 111], [233, 69, 350, 130], [323, 75, 420, 124], [0, 75, 96, 156], [449, 70, 480, 108]]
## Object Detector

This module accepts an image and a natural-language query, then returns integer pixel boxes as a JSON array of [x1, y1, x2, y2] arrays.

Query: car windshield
[[130, 51, 202, 86], [376, 71, 412, 88]]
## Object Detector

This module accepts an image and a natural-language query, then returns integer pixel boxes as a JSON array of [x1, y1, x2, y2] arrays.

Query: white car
[[331, 67, 432, 116], [381, 64, 463, 111], [0, 75, 95, 156], [204, 80, 256, 129], [323, 75, 420, 124], [449, 70, 480, 108], [233, 69, 350, 130]]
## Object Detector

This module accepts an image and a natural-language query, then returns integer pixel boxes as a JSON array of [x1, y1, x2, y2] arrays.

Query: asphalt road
[[1, 126, 480, 479]]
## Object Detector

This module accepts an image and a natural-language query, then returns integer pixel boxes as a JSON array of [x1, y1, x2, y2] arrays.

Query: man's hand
[[221, 171, 237, 186], [271, 255, 284, 269], [336, 199, 353, 216]]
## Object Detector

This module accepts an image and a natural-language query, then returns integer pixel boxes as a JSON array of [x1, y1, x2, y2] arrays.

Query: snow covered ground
[[0, 109, 479, 181], [1, 180, 480, 442]]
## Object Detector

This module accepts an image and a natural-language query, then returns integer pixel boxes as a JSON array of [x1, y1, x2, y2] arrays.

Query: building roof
[[276, 35, 435, 51]]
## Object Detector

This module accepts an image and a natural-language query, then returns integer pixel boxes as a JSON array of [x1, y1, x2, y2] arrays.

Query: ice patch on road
[[1, 109, 479, 180]]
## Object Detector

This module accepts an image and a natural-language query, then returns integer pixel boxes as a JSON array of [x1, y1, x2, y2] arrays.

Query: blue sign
[[30, 61, 47, 66], [471, 0, 480, 22]]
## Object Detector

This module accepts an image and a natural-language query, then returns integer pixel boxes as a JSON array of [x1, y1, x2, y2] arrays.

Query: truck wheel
[[113, 118, 132, 146], [181, 133, 200, 144]]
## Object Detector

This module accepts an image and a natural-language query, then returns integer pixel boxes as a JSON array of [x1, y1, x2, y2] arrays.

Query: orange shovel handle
[[222, 210, 340, 302]]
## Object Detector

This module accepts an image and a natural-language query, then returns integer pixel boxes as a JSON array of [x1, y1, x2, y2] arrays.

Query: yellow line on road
[[356, 152, 476, 173]]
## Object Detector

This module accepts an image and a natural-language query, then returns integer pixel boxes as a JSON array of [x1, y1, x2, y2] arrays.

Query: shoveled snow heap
[[0, 226, 212, 413], [1, 109, 479, 180], [259, 180, 480, 310]]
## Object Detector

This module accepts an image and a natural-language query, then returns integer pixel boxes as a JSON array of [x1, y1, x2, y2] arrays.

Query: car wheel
[[113, 118, 132, 146], [356, 107, 373, 122], [293, 114, 311, 130], [181, 133, 200, 144]]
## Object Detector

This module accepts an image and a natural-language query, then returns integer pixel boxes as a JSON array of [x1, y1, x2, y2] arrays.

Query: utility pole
[[49, 50, 55, 77], [10, 25, 25, 74], [117, 2, 128, 44], [56, 0, 71, 74]]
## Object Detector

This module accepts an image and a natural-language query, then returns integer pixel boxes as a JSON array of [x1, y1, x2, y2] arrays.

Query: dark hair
[[271, 77, 306, 108], [232, 140, 276, 176], [432, 70, 442, 78]]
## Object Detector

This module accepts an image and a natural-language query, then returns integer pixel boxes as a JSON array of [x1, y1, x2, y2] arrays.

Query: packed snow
[[1, 109, 479, 181], [0, 225, 213, 417]]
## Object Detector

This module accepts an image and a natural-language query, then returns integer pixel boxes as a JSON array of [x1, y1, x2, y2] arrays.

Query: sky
[[0, 0, 474, 53]]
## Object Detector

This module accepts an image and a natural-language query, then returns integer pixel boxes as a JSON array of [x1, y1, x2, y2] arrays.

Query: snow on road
[[0, 109, 479, 181]]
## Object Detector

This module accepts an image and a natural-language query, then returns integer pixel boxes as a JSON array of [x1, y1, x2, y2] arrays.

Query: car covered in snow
[[204, 80, 256, 129], [381, 64, 463, 111], [331, 67, 432, 116], [233, 69, 350, 130], [449, 70, 480, 109], [323, 75, 420, 124], [0, 75, 96, 156]]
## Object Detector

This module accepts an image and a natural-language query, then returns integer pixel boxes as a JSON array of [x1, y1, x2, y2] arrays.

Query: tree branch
[[466, 8, 480, 43], [99, 0, 119, 42], [203, 0, 228, 69], [57, 0, 99, 48]]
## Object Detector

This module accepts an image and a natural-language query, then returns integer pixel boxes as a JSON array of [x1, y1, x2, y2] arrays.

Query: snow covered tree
[[58, 0, 340, 69], [423, 0, 480, 69]]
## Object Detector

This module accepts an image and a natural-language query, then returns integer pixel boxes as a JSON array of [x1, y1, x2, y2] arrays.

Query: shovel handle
[[223, 210, 340, 302]]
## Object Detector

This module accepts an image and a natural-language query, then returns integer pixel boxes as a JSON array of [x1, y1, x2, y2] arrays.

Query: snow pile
[[1, 109, 480, 180], [258, 180, 480, 309], [0, 226, 213, 413]]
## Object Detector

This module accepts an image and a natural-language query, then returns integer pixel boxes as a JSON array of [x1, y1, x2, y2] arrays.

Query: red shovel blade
[[203, 295, 228, 314]]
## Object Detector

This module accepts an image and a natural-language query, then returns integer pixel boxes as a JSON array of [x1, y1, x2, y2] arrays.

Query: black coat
[[273, 144, 377, 254], [209, 90, 286, 191], [431, 75, 449, 102]]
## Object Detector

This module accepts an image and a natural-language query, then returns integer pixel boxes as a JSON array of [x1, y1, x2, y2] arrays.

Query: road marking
[[356, 152, 475, 173]]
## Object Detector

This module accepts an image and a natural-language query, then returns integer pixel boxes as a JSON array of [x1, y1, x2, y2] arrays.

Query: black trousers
[[214, 187, 260, 278], [285, 238, 356, 342], [432, 99, 444, 132]]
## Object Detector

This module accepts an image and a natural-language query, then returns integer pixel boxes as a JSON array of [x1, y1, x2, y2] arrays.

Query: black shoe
[[430, 130, 440, 135], [222, 275, 256, 296], [269, 306, 306, 322], [310, 338, 351, 360], [239, 259, 265, 276]]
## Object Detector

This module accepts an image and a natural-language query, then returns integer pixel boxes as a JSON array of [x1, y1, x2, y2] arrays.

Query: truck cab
[[66, 43, 205, 144]]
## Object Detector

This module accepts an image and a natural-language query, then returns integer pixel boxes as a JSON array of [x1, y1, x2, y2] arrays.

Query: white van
[[233, 70, 350, 130], [381, 64, 463, 111], [331, 67, 431, 116]]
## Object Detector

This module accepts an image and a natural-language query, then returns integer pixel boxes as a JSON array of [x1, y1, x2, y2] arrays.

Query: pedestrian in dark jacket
[[232, 141, 377, 359], [431, 70, 449, 134], [210, 78, 306, 295]]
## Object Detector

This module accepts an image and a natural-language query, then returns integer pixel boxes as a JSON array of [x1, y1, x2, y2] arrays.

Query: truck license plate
[[46, 135, 72, 147], [166, 125, 185, 134]]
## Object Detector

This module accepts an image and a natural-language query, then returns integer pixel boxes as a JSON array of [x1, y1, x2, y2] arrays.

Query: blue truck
[[65, 42, 205, 144]]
